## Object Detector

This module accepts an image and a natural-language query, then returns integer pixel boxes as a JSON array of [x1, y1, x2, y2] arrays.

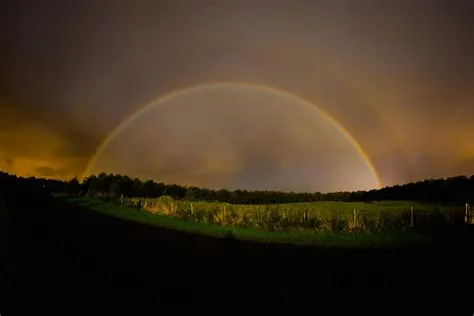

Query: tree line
[[1, 170, 473, 205]]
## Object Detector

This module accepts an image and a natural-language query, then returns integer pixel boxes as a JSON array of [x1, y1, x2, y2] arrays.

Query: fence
[[466, 203, 473, 224], [111, 196, 472, 232], [352, 205, 465, 230], [89, 194, 474, 231]]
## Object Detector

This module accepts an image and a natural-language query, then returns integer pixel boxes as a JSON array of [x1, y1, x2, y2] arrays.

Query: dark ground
[[4, 186, 474, 312]]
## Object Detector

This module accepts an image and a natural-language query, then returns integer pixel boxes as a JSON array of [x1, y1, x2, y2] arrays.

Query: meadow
[[57, 194, 466, 247]]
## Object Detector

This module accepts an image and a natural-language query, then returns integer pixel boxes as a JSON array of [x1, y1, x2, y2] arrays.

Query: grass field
[[56, 194, 466, 247], [6, 182, 473, 306]]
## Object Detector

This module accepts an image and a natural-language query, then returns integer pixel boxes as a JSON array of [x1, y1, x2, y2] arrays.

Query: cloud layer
[[1, 0, 473, 189]]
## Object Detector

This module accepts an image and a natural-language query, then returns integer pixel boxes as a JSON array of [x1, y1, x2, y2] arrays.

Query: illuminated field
[[58, 195, 464, 247]]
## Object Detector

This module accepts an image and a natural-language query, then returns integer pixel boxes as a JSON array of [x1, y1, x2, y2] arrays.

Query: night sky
[[1, 0, 473, 192]]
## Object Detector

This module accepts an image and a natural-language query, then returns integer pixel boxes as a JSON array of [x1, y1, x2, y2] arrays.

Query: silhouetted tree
[[2, 169, 474, 206], [67, 177, 81, 195]]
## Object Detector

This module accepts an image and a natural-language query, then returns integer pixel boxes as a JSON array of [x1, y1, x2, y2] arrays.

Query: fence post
[[410, 205, 414, 228], [190, 203, 194, 215], [353, 208, 358, 227], [466, 203, 471, 223]]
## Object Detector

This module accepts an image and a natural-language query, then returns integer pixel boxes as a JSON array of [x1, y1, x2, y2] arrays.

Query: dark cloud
[[35, 166, 72, 178], [52, 129, 102, 158], [35, 166, 59, 177], [3, 158, 13, 165], [0, 97, 102, 161], [453, 159, 474, 177]]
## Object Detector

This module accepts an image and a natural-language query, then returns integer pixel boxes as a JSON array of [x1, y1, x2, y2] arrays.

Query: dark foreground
[[5, 186, 474, 312]]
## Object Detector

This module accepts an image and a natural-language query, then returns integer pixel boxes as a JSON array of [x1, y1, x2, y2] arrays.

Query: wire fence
[[465, 203, 473, 224], [106, 196, 469, 233]]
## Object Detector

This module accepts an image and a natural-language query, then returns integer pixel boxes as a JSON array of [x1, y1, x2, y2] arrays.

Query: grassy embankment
[[55, 193, 465, 247]]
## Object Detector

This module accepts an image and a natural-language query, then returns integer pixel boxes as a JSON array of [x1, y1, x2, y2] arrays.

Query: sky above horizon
[[1, 0, 473, 192]]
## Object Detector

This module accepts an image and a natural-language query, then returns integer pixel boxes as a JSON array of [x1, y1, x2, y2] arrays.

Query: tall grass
[[110, 196, 465, 234]]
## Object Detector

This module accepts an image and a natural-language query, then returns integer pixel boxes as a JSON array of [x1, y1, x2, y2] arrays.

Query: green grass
[[102, 195, 463, 233], [54, 194, 451, 247]]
